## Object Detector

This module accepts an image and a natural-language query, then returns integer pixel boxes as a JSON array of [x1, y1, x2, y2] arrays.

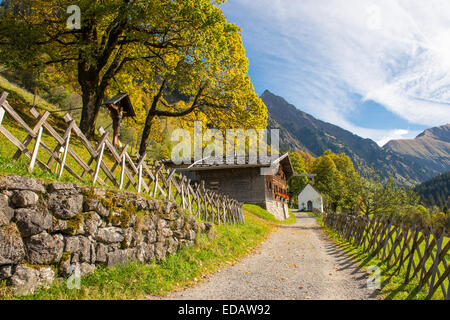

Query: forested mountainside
[[262, 90, 436, 184], [414, 172, 450, 210]]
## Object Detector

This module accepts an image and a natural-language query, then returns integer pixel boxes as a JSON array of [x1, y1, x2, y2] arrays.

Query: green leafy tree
[[311, 152, 343, 211], [0, 0, 266, 140], [287, 151, 308, 207], [135, 14, 267, 156], [358, 167, 419, 219], [329, 152, 361, 214]]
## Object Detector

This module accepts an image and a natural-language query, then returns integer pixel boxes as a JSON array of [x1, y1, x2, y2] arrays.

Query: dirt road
[[161, 211, 379, 300]]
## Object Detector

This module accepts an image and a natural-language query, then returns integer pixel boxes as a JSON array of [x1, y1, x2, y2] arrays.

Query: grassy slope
[[0, 77, 287, 300], [0, 211, 275, 300], [0, 75, 126, 187], [243, 204, 297, 225], [312, 213, 449, 300]]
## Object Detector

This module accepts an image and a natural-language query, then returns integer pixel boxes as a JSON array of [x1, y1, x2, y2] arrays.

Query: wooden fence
[[0, 91, 244, 225], [323, 212, 449, 300]]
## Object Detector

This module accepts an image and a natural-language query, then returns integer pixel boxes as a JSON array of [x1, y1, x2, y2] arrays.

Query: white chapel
[[298, 183, 323, 213]]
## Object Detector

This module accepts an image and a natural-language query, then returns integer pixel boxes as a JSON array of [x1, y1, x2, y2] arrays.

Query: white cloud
[[222, 0, 450, 141], [376, 130, 415, 147]]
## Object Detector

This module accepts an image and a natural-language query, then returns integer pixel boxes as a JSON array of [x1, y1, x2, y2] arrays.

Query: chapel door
[[307, 201, 313, 212]]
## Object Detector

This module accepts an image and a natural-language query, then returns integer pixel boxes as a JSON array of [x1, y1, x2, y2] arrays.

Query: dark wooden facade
[[165, 154, 294, 219], [265, 165, 289, 203]]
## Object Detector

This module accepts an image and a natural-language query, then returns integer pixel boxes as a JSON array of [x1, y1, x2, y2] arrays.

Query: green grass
[[0, 212, 274, 300], [0, 75, 58, 112], [242, 204, 297, 225], [312, 213, 447, 300], [0, 75, 202, 206], [0, 75, 134, 188], [0, 75, 258, 214], [0, 76, 287, 300]]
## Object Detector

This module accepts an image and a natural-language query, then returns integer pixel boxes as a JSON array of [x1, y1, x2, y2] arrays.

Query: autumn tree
[[311, 152, 343, 211], [329, 152, 361, 213], [0, 0, 260, 138], [287, 151, 308, 207], [358, 167, 419, 219], [135, 15, 267, 157], [296, 149, 315, 172], [309, 150, 361, 213]]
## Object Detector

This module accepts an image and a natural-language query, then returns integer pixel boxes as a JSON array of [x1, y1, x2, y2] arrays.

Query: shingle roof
[[163, 153, 294, 179], [103, 93, 136, 118]]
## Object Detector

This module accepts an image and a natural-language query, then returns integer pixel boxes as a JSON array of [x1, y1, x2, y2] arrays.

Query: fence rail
[[322, 212, 449, 300], [0, 91, 244, 225]]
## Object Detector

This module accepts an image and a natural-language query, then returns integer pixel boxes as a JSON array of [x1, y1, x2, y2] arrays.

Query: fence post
[[55, 147, 62, 174], [93, 140, 106, 184], [0, 106, 5, 127], [58, 123, 72, 179], [133, 153, 147, 193], [187, 178, 193, 214], [29, 126, 43, 171], [427, 229, 445, 299], [119, 153, 125, 190], [381, 220, 394, 261], [137, 163, 143, 193], [447, 275, 450, 300], [404, 228, 419, 283], [418, 230, 432, 288], [0, 92, 8, 126]]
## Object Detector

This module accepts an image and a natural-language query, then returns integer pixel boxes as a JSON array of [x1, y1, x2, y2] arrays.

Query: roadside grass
[[312, 213, 446, 300], [243, 204, 296, 225], [1, 211, 274, 300], [0, 76, 289, 300]]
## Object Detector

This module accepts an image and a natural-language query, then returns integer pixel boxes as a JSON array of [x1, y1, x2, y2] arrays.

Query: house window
[[208, 181, 220, 191]]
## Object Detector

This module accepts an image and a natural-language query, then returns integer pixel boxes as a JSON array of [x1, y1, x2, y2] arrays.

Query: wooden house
[[164, 153, 294, 220]]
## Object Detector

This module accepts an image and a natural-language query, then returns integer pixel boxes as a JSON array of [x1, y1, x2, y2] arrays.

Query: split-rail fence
[[323, 211, 449, 300], [0, 91, 244, 225]]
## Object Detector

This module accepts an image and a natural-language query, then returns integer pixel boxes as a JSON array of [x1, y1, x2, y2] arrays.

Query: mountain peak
[[384, 124, 450, 176], [416, 123, 450, 143], [263, 90, 437, 183]]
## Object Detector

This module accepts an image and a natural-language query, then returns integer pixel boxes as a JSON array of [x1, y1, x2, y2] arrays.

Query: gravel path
[[159, 211, 379, 300]]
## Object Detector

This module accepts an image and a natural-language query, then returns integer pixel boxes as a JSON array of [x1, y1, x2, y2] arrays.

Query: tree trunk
[[138, 112, 156, 158], [78, 61, 103, 138], [79, 90, 98, 137]]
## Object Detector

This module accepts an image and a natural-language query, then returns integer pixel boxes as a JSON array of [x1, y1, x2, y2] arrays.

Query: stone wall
[[0, 175, 212, 295], [264, 200, 289, 221]]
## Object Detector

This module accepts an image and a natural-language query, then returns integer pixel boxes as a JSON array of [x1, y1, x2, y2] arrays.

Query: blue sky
[[221, 0, 450, 146]]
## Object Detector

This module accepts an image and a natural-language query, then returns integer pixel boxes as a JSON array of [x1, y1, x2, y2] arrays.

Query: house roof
[[298, 182, 322, 197], [103, 93, 136, 118], [164, 153, 294, 179]]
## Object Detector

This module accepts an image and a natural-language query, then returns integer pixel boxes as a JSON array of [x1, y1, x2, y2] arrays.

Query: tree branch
[[154, 85, 206, 117]]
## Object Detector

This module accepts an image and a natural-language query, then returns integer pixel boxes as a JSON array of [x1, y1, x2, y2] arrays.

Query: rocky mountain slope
[[262, 90, 436, 184], [267, 115, 309, 154], [384, 124, 450, 177]]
